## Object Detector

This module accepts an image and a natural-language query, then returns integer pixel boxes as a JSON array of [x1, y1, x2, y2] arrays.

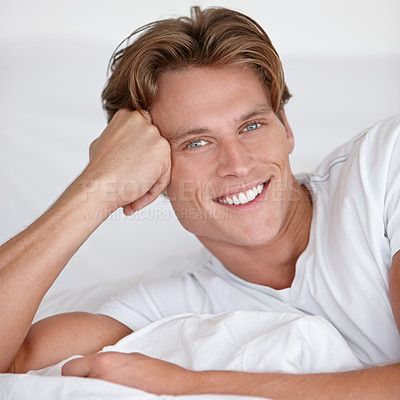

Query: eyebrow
[[170, 106, 273, 144]]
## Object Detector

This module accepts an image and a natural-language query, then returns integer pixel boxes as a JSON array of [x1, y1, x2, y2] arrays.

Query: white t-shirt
[[98, 115, 400, 367]]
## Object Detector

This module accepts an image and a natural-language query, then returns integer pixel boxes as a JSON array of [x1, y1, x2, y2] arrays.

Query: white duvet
[[0, 311, 362, 400]]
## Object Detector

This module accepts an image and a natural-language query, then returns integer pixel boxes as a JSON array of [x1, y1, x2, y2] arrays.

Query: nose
[[215, 139, 256, 178]]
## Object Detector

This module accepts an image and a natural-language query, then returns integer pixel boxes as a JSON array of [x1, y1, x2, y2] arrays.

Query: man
[[0, 6, 399, 398]]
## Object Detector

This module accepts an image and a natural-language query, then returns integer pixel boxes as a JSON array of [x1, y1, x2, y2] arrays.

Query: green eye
[[244, 122, 261, 132], [188, 139, 208, 148]]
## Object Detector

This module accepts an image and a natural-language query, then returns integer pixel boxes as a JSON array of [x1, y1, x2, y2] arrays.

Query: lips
[[216, 183, 265, 205]]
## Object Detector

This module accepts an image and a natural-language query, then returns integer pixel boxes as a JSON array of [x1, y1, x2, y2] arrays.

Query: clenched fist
[[79, 109, 171, 216]]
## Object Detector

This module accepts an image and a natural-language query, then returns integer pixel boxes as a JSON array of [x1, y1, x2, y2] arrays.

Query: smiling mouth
[[216, 182, 266, 205]]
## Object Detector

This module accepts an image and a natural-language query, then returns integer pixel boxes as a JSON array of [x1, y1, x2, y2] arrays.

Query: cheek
[[167, 159, 197, 203], [168, 154, 202, 191], [261, 136, 292, 168], [167, 158, 218, 205]]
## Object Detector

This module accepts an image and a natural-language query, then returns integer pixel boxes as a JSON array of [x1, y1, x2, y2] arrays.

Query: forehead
[[150, 65, 271, 138]]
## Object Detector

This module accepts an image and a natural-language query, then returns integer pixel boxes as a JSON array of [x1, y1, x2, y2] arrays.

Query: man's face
[[150, 64, 296, 249]]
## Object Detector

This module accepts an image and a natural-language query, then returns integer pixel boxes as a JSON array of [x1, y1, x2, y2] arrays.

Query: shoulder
[[301, 115, 400, 197], [313, 115, 400, 180], [296, 115, 400, 251]]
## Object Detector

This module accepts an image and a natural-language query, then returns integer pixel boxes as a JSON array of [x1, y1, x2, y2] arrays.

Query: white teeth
[[246, 189, 256, 202], [238, 193, 248, 204], [217, 183, 265, 205]]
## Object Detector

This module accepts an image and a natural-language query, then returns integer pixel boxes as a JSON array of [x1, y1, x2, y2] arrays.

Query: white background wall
[[1, 0, 399, 294]]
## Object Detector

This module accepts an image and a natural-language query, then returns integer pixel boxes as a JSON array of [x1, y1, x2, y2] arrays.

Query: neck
[[198, 183, 313, 290]]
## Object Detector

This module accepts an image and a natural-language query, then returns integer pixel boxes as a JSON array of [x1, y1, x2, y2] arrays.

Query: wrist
[[65, 174, 120, 223], [183, 370, 226, 396], [184, 370, 269, 397]]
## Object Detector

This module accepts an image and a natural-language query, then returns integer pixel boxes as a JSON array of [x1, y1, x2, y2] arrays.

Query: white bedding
[[0, 311, 362, 400]]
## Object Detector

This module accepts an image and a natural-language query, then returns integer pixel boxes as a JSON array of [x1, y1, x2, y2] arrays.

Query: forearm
[[0, 174, 114, 372], [189, 363, 400, 399]]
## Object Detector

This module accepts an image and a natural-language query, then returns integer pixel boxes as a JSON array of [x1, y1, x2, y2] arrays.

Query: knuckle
[[116, 108, 130, 118], [93, 352, 115, 371], [132, 109, 148, 124], [157, 137, 171, 153], [129, 110, 140, 121], [145, 124, 160, 137]]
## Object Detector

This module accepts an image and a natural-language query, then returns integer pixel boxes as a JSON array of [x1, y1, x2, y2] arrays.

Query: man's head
[[102, 6, 301, 251], [102, 6, 291, 122]]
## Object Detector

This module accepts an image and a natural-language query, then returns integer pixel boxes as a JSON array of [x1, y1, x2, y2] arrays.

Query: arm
[[0, 109, 170, 373], [63, 251, 400, 398], [62, 353, 400, 399], [389, 250, 400, 333], [12, 313, 132, 373]]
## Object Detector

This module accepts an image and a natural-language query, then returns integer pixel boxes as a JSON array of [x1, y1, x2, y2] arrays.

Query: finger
[[125, 187, 161, 213], [129, 169, 171, 212], [61, 356, 91, 378], [123, 203, 135, 216], [122, 166, 170, 215]]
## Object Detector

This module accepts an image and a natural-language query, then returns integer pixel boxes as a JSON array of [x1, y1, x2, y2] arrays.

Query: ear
[[279, 108, 294, 154]]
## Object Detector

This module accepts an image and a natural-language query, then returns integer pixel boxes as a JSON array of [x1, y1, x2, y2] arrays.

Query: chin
[[233, 229, 280, 247], [196, 222, 281, 248], [173, 203, 282, 247], [230, 215, 282, 245]]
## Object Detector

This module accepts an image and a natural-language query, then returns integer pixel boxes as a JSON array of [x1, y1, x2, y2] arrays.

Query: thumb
[[62, 356, 90, 377]]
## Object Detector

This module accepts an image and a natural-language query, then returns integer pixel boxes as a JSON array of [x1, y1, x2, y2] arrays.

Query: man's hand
[[80, 109, 171, 216], [62, 352, 194, 395]]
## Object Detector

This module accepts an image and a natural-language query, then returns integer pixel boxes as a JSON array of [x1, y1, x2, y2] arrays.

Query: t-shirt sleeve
[[96, 274, 205, 331], [384, 119, 400, 258]]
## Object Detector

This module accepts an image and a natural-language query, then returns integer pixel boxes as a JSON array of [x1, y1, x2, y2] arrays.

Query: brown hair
[[102, 6, 291, 122]]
